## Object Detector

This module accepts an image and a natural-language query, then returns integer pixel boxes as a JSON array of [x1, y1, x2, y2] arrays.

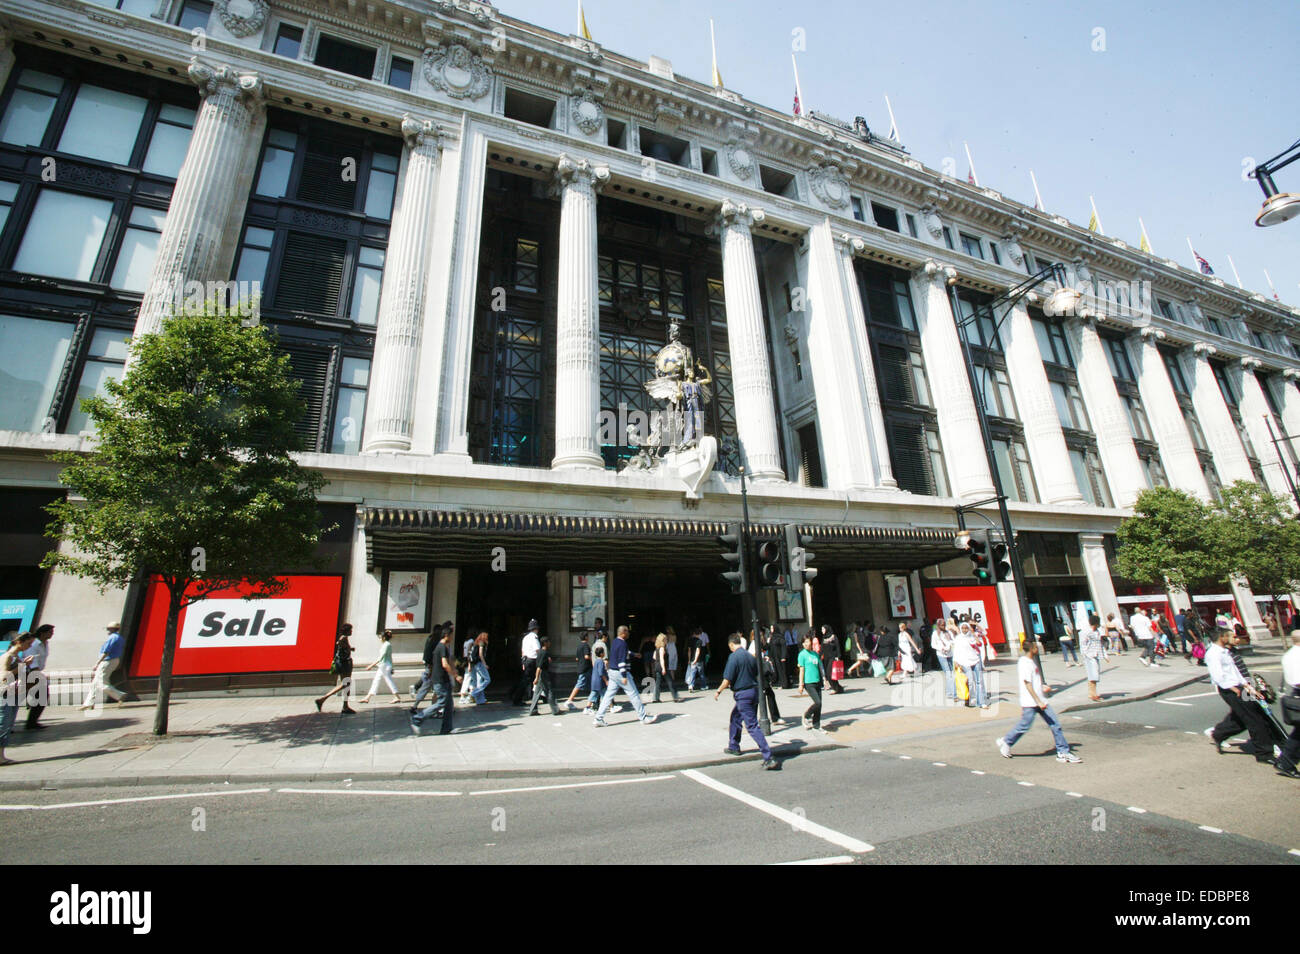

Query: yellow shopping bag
[[955, 667, 969, 702]]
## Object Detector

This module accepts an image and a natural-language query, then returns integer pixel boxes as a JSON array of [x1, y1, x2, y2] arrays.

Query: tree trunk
[[153, 583, 183, 736]]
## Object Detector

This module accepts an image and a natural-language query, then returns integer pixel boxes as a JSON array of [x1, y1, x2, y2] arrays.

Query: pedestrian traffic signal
[[784, 523, 817, 588], [964, 529, 993, 584], [755, 537, 784, 588], [719, 522, 747, 594], [991, 539, 1012, 582]]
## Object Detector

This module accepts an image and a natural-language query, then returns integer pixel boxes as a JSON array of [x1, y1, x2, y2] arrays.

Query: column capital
[[832, 231, 866, 256], [1191, 341, 1217, 358], [1240, 356, 1262, 371], [0, 17, 12, 50], [1283, 367, 1300, 383], [400, 114, 442, 152], [551, 153, 609, 194], [913, 258, 957, 286], [1130, 325, 1166, 344], [188, 57, 263, 105], [716, 198, 765, 230]]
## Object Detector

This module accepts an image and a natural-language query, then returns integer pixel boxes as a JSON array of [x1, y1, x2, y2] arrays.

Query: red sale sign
[[129, 575, 344, 677], [921, 585, 1008, 646]]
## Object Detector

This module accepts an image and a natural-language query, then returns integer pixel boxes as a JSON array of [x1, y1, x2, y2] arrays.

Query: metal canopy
[[362, 508, 960, 572]]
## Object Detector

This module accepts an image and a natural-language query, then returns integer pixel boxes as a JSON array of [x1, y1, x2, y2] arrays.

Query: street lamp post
[[945, 263, 1076, 679]]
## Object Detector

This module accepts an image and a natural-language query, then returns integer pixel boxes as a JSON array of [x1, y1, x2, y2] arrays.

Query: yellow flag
[[1139, 231, 1152, 253], [1088, 210, 1099, 233], [710, 19, 723, 88], [579, 1, 593, 40]]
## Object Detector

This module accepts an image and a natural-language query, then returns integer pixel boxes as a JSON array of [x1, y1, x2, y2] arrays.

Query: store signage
[[180, 600, 302, 648]]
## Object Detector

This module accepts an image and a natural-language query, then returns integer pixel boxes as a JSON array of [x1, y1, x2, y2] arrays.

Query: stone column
[[1185, 343, 1253, 484], [1001, 299, 1083, 505], [0, 21, 15, 92], [717, 199, 784, 480], [909, 261, 994, 500], [1079, 532, 1120, 624], [1128, 328, 1210, 500], [1275, 369, 1300, 444], [1229, 575, 1268, 641], [1065, 316, 1147, 507], [1233, 358, 1292, 498], [803, 221, 887, 490], [132, 59, 264, 342], [836, 233, 896, 488], [550, 154, 608, 470], [363, 116, 442, 453]]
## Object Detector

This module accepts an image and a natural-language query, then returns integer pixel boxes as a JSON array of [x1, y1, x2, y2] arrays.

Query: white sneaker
[[1057, 751, 1082, 764], [640, 714, 656, 725], [1140, 658, 1150, 667], [997, 738, 1012, 759]]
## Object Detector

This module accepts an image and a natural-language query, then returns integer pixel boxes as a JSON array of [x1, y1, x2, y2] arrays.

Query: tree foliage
[[1114, 486, 1220, 592], [1209, 480, 1300, 605], [42, 310, 329, 734]]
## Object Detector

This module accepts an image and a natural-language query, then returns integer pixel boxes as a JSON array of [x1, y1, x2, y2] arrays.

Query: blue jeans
[[1060, 640, 1079, 664], [596, 669, 646, 720], [937, 654, 955, 699], [413, 682, 454, 734], [962, 662, 988, 707], [0, 702, 18, 749], [470, 663, 490, 704], [1002, 705, 1070, 755], [728, 688, 772, 760]]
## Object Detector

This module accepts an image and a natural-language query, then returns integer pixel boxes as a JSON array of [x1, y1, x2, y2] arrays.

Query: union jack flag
[[1193, 250, 1214, 275], [793, 89, 801, 117]]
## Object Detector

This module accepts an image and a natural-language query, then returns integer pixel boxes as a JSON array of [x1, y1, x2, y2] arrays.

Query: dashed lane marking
[[1017, 781, 1034, 787], [1128, 807, 1148, 814], [971, 770, 985, 775], [0, 788, 271, 811], [1157, 700, 1194, 707], [1198, 825, 1223, 834], [773, 855, 854, 865], [279, 787, 460, 797], [682, 769, 874, 854], [1065, 792, 1083, 797]]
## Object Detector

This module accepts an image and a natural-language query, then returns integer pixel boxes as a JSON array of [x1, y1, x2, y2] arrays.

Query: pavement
[[0, 647, 1243, 790]]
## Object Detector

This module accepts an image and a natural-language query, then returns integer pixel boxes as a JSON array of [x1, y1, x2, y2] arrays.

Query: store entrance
[[616, 568, 743, 680], [457, 567, 549, 686]]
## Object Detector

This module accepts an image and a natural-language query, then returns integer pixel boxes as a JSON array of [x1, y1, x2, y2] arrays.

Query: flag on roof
[[1087, 210, 1099, 232], [793, 88, 801, 116], [578, 1, 592, 41], [1138, 218, 1152, 254], [1193, 250, 1214, 275], [709, 19, 723, 88]]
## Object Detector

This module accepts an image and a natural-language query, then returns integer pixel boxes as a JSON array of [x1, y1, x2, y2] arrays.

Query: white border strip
[[470, 775, 676, 796], [773, 855, 854, 865], [682, 769, 873, 854], [278, 788, 461, 797], [0, 788, 270, 811]]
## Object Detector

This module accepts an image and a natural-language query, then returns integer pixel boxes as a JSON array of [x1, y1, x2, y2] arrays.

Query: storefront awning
[[362, 507, 961, 572]]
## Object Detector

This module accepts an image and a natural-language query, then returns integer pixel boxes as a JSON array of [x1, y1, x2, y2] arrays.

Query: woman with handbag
[[821, 625, 844, 694], [953, 622, 988, 709], [874, 625, 899, 686], [360, 629, 403, 705], [652, 633, 680, 703], [1081, 614, 1104, 702], [897, 622, 921, 680], [315, 624, 356, 714], [1103, 612, 1127, 655], [468, 632, 491, 704], [932, 620, 956, 700], [1, 632, 36, 765]]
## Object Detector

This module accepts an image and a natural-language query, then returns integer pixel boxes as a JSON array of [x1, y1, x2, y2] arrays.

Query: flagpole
[[1226, 254, 1243, 288], [1138, 217, 1152, 253], [709, 18, 721, 88], [963, 141, 979, 187], [1265, 269, 1279, 299], [1030, 170, 1044, 211], [1185, 237, 1198, 270], [791, 53, 805, 117], [1089, 195, 1104, 234], [884, 95, 900, 141]]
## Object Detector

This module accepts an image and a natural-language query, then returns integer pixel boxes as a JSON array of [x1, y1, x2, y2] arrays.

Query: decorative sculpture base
[[663, 435, 717, 500]]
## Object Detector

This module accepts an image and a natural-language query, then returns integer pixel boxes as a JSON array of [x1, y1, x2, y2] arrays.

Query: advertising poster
[[922, 585, 1008, 645], [384, 570, 429, 631], [570, 572, 608, 629], [885, 574, 914, 619], [777, 589, 805, 621], [1071, 600, 1096, 632], [130, 575, 344, 677]]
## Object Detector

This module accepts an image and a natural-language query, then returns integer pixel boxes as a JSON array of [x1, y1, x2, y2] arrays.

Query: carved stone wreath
[[570, 88, 603, 135], [422, 43, 492, 100], [808, 163, 850, 210], [725, 141, 755, 180], [215, 0, 268, 38]]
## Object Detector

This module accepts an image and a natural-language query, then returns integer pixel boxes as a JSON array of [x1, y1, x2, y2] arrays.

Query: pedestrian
[[1103, 612, 1127, 654], [410, 623, 442, 707], [1081, 614, 1104, 701], [651, 633, 680, 703], [565, 629, 593, 710], [716, 632, 778, 769], [593, 625, 655, 727], [997, 637, 1082, 763], [527, 635, 559, 716], [23, 623, 53, 729], [457, 627, 475, 699], [874, 624, 899, 686], [359, 629, 403, 705], [666, 627, 680, 685], [783, 624, 799, 689], [820, 625, 843, 693], [953, 622, 988, 708], [684, 627, 706, 691], [586, 644, 607, 714], [797, 633, 824, 733], [1058, 619, 1079, 667], [411, 626, 457, 735], [1175, 607, 1191, 657], [1, 633, 36, 765], [767, 624, 788, 690], [79, 622, 127, 710], [1130, 606, 1160, 668], [1225, 627, 1286, 754], [468, 632, 491, 704], [1274, 630, 1300, 779], [512, 619, 541, 706], [932, 619, 956, 700], [751, 629, 782, 724], [1203, 627, 1275, 765], [638, 634, 656, 688], [315, 623, 356, 714], [897, 622, 921, 680]]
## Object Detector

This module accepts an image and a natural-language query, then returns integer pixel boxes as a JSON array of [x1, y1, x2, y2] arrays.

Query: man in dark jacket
[[410, 623, 443, 710], [875, 625, 899, 685], [715, 632, 777, 769]]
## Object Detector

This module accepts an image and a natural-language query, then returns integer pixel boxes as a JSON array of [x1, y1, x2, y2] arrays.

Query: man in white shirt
[[23, 624, 53, 730], [1129, 607, 1159, 668], [512, 619, 542, 706], [997, 638, 1082, 763], [1276, 631, 1300, 779], [1204, 627, 1275, 764]]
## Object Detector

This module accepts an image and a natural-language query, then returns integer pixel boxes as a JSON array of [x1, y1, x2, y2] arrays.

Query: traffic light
[[754, 537, 784, 588], [991, 538, 1012, 582], [719, 522, 747, 594], [964, 529, 993, 584], [784, 523, 818, 589]]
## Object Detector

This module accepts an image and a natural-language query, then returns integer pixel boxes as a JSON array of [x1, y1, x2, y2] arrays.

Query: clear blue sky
[[501, 0, 1300, 305]]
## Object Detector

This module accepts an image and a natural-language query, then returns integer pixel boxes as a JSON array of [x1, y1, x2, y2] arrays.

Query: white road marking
[[1198, 825, 1223, 834], [971, 770, 985, 775], [279, 787, 461, 797], [1127, 807, 1147, 814], [1143, 725, 1157, 729], [1065, 792, 1083, 798], [932, 762, 946, 767], [773, 855, 854, 866], [1289, 849, 1300, 857], [470, 775, 675, 797], [870, 749, 882, 753], [1157, 700, 1194, 707], [682, 769, 873, 854], [1106, 720, 1118, 724], [0, 788, 270, 811], [1071, 716, 1082, 720], [1167, 691, 1217, 701], [1017, 781, 1034, 787], [899, 755, 912, 760]]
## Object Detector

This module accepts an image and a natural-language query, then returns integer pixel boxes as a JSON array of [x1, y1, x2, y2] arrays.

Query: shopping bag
[[955, 667, 970, 701], [831, 659, 845, 681], [871, 658, 886, 678]]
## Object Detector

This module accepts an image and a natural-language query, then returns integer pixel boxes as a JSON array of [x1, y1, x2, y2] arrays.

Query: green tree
[[42, 310, 328, 735], [1209, 480, 1300, 639], [1115, 486, 1223, 599]]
